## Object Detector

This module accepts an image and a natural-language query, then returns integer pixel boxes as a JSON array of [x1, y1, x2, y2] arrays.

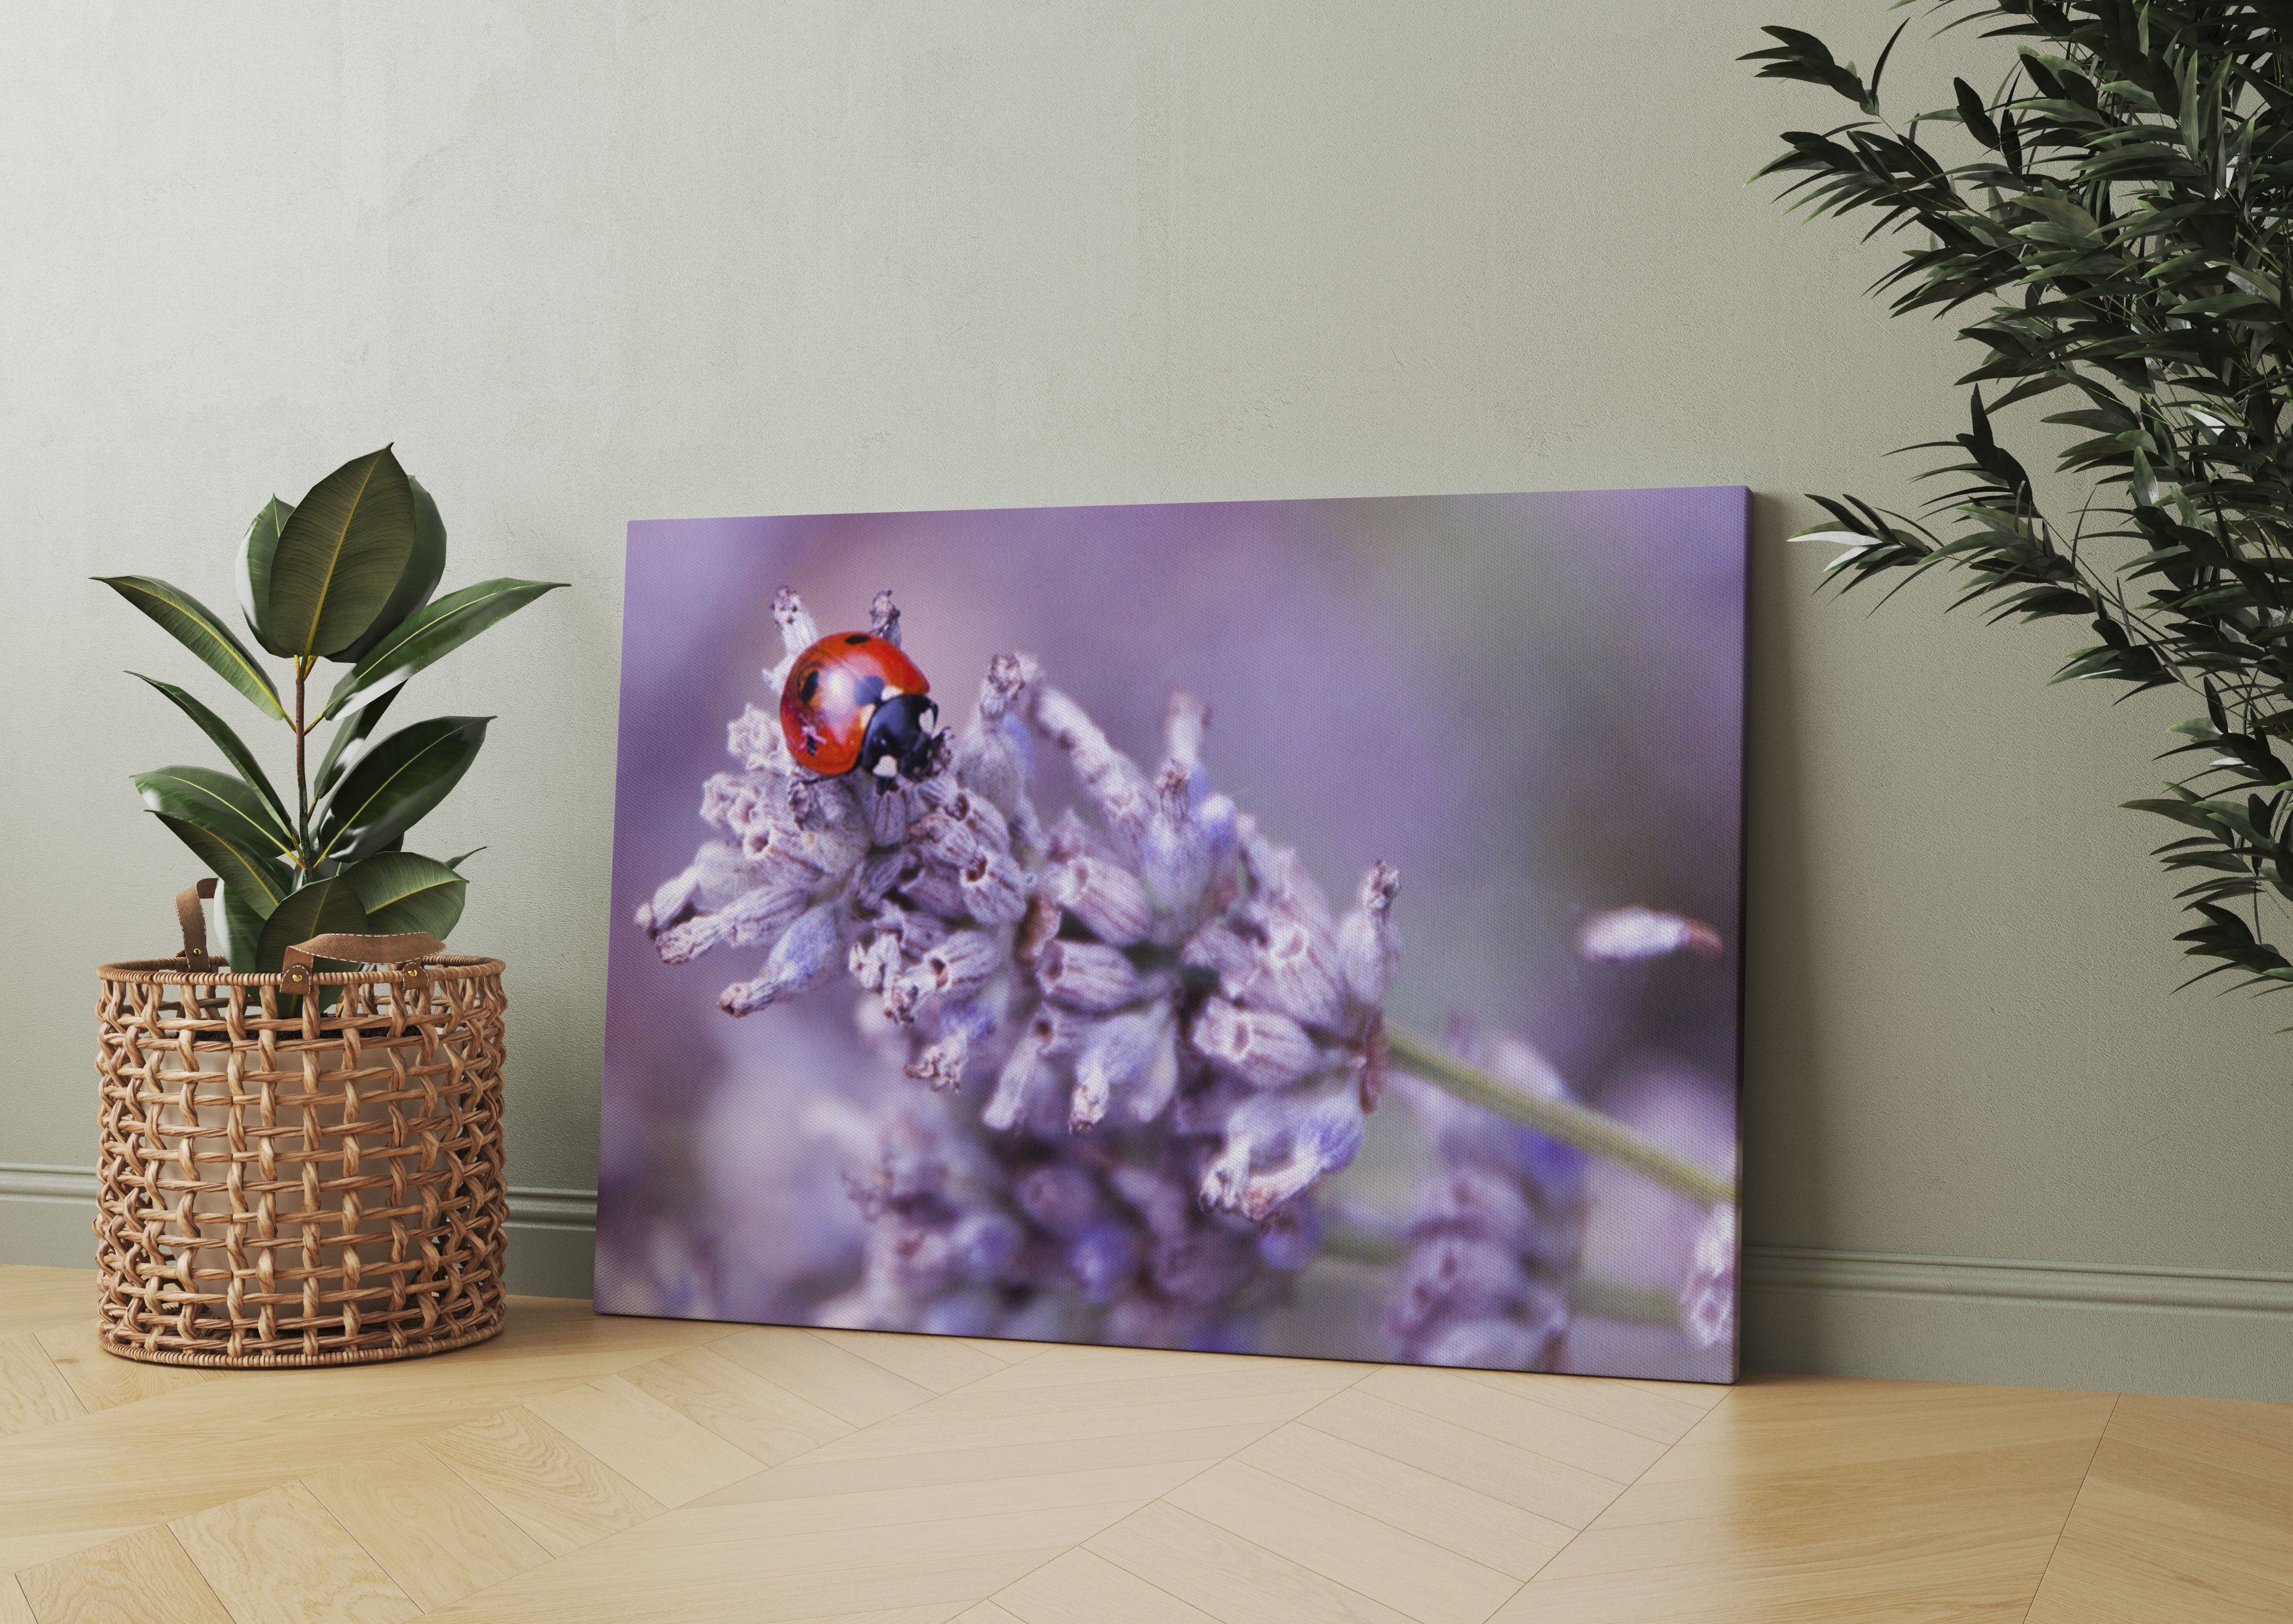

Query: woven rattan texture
[[92, 956, 509, 1368]]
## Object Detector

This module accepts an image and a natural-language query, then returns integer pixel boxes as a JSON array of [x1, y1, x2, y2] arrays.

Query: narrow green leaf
[[335, 475, 450, 665], [341, 850, 467, 938], [312, 684, 401, 801], [130, 674, 290, 829], [314, 716, 491, 863], [235, 496, 295, 655], [268, 446, 417, 659], [150, 814, 288, 916], [320, 577, 566, 722], [96, 576, 286, 720], [254, 876, 371, 976], [135, 765, 294, 857], [444, 846, 484, 871]]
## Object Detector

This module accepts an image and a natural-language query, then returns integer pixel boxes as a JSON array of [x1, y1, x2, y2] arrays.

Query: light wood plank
[[996, 1548, 1220, 1624], [1298, 1388, 1621, 1528], [2025, 1435, 2293, 1624], [1167, 1459, 1519, 1624], [713, 1326, 937, 1427], [1358, 1366, 1666, 1485], [0, 1269, 98, 1336], [34, 1330, 212, 1415], [1239, 1420, 1571, 1580], [305, 1441, 553, 1610], [698, 1423, 1264, 1509], [0, 1524, 150, 1579], [421, 1408, 664, 1556], [813, 1329, 1009, 1394], [957, 1339, 1040, 1366], [1, 1576, 30, 1624], [0, 1336, 83, 1437], [170, 1482, 417, 1624], [1448, 1369, 1711, 1445], [1090, 1500, 1416, 1624], [956, 1604, 1028, 1624], [18, 1527, 233, 1624], [525, 1375, 768, 1505], [619, 1344, 853, 1465]]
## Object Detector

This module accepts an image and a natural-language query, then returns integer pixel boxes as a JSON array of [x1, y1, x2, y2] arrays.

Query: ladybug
[[778, 630, 944, 784]]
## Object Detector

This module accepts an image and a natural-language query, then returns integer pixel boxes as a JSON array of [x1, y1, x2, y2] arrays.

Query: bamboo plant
[[1746, 2, 2293, 1001], [100, 446, 563, 970]]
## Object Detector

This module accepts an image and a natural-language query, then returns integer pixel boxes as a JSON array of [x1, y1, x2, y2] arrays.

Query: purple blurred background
[[600, 488, 1745, 1376]]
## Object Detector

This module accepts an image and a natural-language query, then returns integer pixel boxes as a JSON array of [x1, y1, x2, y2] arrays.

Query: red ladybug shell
[[778, 632, 933, 777]]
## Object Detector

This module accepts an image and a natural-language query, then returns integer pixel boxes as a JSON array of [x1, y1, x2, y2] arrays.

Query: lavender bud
[[905, 1029, 970, 1092], [1048, 854, 1154, 946], [1068, 1222, 1141, 1303], [1035, 939, 1144, 1014], [1189, 997, 1318, 1090], [1388, 1235, 1534, 1339], [1149, 1232, 1250, 1305], [1256, 1196, 1321, 1271], [719, 901, 843, 1015], [1014, 1163, 1102, 1236], [1577, 907, 1724, 962], [726, 705, 785, 772], [1414, 1302, 1567, 1372], [1680, 1204, 1736, 1350], [982, 1008, 1075, 1131], [868, 587, 902, 645], [862, 782, 912, 848], [1201, 1082, 1366, 1219], [1031, 685, 1152, 856], [1164, 688, 1210, 777], [951, 1210, 1021, 1282], [848, 931, 902, 993], [957, 846, 1031, 925], [656, 859, 814, 965], [1141, 764, 1217, 926], [1242, 908, 1349, 1032], [890, 930, 1003, 1016], [1068, 1008, 1175, 1130], [1336, 861, 1401, 1006], [769, 586, 819, 668]]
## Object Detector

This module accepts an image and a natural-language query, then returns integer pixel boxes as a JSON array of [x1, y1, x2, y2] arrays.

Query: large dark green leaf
[[320, 576, 566, 721], [312, 684, 401, 800], [96, 576, 285, 720], [217, 882, 267, 972], [135, 765, 294, 858], [235, 496, 295, 656], [131, 673, 290, 829], [254, 876, 371, 976], [342, 850, 467, 938], [151, 814, 288, 916], [268, 446, 416, 660], [314, 715, 490, 863], [336, 475, 449, 665]]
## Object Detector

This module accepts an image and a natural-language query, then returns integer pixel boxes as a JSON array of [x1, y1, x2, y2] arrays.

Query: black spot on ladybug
[[843, 633, 870, 645], [798, 669, 820, 702]]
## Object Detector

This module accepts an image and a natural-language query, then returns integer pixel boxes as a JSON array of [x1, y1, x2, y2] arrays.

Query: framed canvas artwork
[[600, 488, 1746, 1381]]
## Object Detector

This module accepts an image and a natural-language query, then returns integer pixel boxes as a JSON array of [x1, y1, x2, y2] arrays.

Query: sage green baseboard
[[0, 1163, 595, 1300], [6, 1162, 2286, 1399]]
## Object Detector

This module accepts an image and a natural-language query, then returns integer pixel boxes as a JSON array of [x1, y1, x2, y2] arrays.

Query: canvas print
[[600, 488, 1746, 1381]]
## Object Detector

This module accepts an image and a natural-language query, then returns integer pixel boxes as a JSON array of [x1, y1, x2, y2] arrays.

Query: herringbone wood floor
[[2, 1265, 2286, 1623]]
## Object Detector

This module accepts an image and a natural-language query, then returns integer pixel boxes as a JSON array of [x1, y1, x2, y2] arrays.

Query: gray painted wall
[[4, 2, 2286, 1400]]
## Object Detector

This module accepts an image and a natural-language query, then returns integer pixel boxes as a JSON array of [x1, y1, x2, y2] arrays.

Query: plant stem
[[1384, 1026, 1735, 1209], [294, 658, 309, 861]]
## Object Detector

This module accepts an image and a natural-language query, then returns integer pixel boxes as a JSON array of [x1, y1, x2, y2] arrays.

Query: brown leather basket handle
[[280, 931, 447, 987], [175, 880, 219, 971]]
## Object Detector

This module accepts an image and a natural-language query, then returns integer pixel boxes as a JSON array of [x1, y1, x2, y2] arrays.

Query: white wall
[[4, 1, 2286, 1399]]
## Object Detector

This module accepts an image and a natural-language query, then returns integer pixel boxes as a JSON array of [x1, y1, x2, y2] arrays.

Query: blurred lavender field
[[600, 489, 1745, 1381]]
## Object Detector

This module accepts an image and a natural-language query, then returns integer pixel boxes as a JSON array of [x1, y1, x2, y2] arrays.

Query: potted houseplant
[[101, 446, 561, 964], [90, 447, 562, 1368]]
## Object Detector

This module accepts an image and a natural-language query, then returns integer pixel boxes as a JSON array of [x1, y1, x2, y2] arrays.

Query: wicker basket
[[92, 882, 509, 1368]]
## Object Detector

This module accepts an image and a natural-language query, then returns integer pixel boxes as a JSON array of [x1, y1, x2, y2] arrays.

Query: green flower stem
[[1385, 1025, 1735, 1208]]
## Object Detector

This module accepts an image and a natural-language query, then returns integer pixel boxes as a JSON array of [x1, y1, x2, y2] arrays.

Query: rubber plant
[[1746, 3, 2293, 1001], [99, 447, 563, 970]]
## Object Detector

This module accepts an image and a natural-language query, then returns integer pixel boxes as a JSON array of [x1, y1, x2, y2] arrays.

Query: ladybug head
[[860, 693, 945, 786]]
